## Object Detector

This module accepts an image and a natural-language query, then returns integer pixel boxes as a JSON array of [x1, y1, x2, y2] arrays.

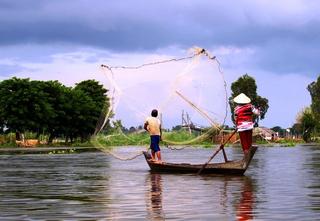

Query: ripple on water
[[0, 146, 319, 220]]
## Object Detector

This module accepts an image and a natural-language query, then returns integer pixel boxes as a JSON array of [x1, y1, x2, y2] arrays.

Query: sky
[[0, 0, 319, 128]]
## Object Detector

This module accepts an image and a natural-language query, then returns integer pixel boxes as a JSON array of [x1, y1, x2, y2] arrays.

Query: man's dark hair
[[151, 109, 158, 117]]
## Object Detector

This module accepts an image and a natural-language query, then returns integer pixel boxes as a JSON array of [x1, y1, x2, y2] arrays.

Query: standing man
[[233, 93, 260, 154], [144, 109, 162, 163]]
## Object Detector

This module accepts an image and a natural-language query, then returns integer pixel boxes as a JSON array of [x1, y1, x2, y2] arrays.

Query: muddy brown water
[[0, 145, 319, 220]]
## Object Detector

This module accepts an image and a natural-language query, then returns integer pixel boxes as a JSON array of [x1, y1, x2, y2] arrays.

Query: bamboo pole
[[197, 130, 237, 175]]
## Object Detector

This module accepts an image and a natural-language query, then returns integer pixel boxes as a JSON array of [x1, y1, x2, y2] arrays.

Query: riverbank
[[0, 142, 317, 155], [0, 130, 308, 150], [0, 146, 101, 155]]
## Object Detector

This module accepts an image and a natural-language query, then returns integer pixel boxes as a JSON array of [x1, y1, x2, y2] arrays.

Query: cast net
[[93, 47, 228, 155]]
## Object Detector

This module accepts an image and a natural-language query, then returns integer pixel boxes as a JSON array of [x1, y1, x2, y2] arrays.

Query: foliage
[[94, 132, 150, 146], [172, 125, 182, 131], [0, 78, 47, 134], [0, 133, 16, 147], [48, 149, 76, 154], [297, 107, 317, 142], [75, 80, 109, 136], [291, 123, 302, 136], [308, 76, 320, 120], [271, 126, 286, 137], [0, 77, 110, 144], [163, 130, 198, 143], [39, 81, 71, 142], [229, 74, 269, 124], [273, 139, 297, 147], [93, 129, 215, 147], [291, 76, 320, 143]]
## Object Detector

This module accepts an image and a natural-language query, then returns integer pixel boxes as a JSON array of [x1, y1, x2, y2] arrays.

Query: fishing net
[[94, 47, 228, 151]]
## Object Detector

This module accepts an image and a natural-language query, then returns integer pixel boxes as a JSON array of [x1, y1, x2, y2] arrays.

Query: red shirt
[[234, 104, 259, 131]]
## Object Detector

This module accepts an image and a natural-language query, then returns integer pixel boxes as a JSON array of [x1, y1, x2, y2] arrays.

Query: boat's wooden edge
[[143, 146, 257, 165], [243, 145, 258, 170], [143, 146, 258, 174], [143, 151, 152, 161]]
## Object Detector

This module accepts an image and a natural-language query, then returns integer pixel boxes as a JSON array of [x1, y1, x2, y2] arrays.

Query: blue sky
[[0, 0, 318, 128]]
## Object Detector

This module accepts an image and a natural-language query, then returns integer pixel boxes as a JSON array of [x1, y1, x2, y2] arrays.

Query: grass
[[0, 130, 308, 149], [92, 130, 214, 148], [93, 132, 150, 147]]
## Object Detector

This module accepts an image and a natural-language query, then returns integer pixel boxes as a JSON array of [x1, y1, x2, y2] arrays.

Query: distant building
[[253, 127, 277, 141]]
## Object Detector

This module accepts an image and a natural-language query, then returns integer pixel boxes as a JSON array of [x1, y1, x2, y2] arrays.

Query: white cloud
[[0, 45, 314, 129]]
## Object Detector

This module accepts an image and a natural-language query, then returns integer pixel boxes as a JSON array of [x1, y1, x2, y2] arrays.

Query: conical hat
[[233, 93, 251, 104]]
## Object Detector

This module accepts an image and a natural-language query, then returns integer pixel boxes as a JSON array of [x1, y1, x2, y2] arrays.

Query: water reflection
[[145, 172, 255, 221], [236, 177, 254, 221], [146, 173, 165, 220], [1, 146, 320, 220]]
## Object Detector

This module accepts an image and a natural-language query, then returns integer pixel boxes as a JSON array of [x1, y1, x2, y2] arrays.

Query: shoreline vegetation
[[0, 129, 307, 150], [0, 76, 317, 153]]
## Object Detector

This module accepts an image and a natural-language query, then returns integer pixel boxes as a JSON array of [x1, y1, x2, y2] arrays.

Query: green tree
[[29, 80, 56, 136], [39, 81, 70, 143], [271, 126, 286, 137], [0, 78, 52, 135], [297, 107, 317, 142], [74, 80, 108, 108], [112, 120, 128, 133], [291, 123, 302, 137], [0, 77, 111, 143], [229, 74, 269, 124], [304, 76, 320, 142], [308, 76, 320, 119], [172, 125, 182, 131], [66, 89, 94, 142], [74, 80, 109, 140]]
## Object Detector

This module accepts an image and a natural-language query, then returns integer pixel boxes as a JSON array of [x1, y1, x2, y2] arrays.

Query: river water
[[0, 145, 319, 220]]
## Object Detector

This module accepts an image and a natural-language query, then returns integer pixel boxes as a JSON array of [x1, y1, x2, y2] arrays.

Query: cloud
[[0, 45, 312, 128], [0, 1, 318, 128], [1, 0, 320, 76]]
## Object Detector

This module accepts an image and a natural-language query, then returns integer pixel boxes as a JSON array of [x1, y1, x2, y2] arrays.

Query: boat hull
[[143, 146, 257, 175]]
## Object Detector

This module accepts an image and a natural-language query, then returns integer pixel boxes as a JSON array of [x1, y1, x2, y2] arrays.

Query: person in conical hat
[[233, 93, 251, 104], [233, 93, 260, 154]]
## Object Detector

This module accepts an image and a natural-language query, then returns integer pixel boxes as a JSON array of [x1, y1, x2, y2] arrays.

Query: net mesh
[[95, 47, 228, 148]]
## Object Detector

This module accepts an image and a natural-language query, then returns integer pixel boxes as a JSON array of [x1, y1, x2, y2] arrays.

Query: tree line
[[0, 77, 110, 143], [228, 73, 320, 142], [2, 74, 318, 144], [294, 76, 320, 142]]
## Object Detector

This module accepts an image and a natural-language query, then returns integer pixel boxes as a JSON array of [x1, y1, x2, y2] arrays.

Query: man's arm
[[144, 121, 149, 131]]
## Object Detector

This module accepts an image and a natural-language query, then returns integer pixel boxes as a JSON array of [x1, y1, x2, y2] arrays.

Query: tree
[[75, 80, 110, 136], [0, 78, 54, 135], [75, 80, 108, 109], [296, 107, 317, 142], [301, 76, 320, 142], [229, 74, 269, 124], [308, 76, 320, 119], [291, 123, 302, 137], [172, 125, 182, 131], [67, 89, 96, 142], [40, 81, 71, 143], [271, 126, 286, 137], [74, 80, 109, 140], [0, 77, 111, 143]]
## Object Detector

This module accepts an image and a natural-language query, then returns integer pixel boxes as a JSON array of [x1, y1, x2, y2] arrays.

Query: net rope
[[93, 47, 229, 160]]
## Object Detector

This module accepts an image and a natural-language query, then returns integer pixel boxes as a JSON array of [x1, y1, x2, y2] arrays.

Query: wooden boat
[[143, 146, 258, 175]]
